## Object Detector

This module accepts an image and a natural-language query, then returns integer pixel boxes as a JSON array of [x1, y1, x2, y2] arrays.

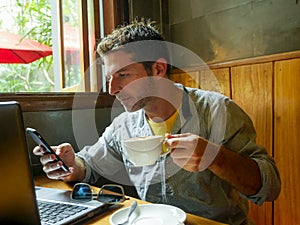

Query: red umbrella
[[0, 31, 52, 64]]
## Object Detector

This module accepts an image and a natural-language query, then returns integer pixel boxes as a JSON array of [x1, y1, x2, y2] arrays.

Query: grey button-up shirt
[[77, 84, 281, 225]]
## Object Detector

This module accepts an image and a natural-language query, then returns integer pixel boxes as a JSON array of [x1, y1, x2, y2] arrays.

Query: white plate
[[110, 203, 186, 225]]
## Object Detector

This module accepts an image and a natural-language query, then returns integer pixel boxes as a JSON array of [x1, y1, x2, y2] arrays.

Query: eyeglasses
[[71, 183, 127, 204]]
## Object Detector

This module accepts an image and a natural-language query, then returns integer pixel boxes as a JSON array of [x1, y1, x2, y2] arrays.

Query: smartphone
[[26, 127, 70, 172]]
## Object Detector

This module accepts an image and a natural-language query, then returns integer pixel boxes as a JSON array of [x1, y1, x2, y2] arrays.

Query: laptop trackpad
[[35, 186, 104, 207], [35, 186, 72, 201]]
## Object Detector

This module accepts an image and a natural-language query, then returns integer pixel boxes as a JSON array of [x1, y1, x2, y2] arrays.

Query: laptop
[[0, 101, 108, 224]]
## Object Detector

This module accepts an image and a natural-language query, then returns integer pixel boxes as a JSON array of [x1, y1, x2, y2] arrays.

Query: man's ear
[[152, 58, 168, 77]]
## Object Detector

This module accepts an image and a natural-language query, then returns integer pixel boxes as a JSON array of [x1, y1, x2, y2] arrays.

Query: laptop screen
[[0, 101, 41, 224], [0, 101, 110, 225]]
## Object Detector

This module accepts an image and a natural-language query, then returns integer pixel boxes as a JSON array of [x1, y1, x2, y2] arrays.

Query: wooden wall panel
[[231, 63, 273, 150], [169, 51, 300, 225], [170, 71, 200, 88], [209, 68, 231, 97], [231, 62, 273, 225], [274, 59, 300, 225], [170, 68, 230, 97]]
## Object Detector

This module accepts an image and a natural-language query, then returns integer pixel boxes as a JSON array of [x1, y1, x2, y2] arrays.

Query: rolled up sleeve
[[76, 113, 134, 186], [221, 99, 281, 205], [244, 156, 281, 205]]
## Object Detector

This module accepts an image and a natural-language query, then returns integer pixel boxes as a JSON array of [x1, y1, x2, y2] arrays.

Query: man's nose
[[108, 76, 121, 95]]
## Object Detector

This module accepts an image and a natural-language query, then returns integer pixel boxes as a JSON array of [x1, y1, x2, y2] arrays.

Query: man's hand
[[33, 143, 77, 181], [165, 133, 212, 172], [165, 133, 262, 195]]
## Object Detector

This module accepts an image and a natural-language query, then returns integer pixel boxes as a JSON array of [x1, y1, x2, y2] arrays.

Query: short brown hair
[[97, 19, 164, 55], [97, 19, 170, 75]]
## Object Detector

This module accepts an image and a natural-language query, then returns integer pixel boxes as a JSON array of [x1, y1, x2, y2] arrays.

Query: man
[[34, 19, 281, 225]]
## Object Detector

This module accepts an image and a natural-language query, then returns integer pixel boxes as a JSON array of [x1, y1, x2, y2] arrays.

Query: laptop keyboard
[[38, 200, 88, 224]]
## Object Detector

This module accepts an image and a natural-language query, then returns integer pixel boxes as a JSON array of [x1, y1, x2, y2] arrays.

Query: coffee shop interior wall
[[129, 1, 300, 225], [128, 0, 300, 63]]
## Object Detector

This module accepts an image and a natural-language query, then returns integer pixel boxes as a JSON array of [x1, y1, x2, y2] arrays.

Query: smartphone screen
[[26, 127, 70, 172]]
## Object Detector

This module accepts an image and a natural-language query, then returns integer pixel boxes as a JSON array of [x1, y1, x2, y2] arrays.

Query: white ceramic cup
[[121, 135, 164, 166]]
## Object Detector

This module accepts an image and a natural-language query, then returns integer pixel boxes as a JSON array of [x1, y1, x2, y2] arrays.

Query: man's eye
[[106, 73, 129, 81]]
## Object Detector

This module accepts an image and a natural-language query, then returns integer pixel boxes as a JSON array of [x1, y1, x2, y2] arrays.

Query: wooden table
[[35, 176, 227, 225]]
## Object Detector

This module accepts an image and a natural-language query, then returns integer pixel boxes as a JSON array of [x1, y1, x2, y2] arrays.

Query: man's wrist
[[198, 138, 223, 171], [73, 156, 86, 181]]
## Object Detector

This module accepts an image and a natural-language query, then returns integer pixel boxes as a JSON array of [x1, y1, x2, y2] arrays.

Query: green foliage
[[0, 64, 53, 92], [0, 0, 54, 92]]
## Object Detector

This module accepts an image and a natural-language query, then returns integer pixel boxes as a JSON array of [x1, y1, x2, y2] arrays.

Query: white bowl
[[110, 203, 186, 225]]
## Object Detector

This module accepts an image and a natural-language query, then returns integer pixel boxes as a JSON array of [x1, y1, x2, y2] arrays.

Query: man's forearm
[[208, 145, 262, 196]]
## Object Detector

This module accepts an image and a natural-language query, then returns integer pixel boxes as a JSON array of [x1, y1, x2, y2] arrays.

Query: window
[[0, 0, 128, 93], [51, 0, 99, 92]]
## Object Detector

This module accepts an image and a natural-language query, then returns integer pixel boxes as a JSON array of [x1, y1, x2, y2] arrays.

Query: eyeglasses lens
[[72, 184, 93, 201], [98, 186, 124, 203]]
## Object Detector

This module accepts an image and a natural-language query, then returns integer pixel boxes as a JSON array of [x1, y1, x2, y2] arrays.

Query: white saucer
[[110, 203, 186, 225]]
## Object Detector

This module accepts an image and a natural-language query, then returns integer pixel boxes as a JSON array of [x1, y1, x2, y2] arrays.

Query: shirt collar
[[135, 84, 193, 133]]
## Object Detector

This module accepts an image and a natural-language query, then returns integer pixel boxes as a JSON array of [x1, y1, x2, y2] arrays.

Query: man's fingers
[[165, 138, 179, 148], [32, 143, 74, 180], [165, 137, 193, 150], [47, 170, 71, 180], [33, 145, 58, 156], [171, 150, 198, 159], [165, 133, 191, 139], [33, 145, 46, 156], [43, 161, 62, 173], [165, 133, 197, 149], [40, 154, 56, 165], [43, 161, 71, 178]]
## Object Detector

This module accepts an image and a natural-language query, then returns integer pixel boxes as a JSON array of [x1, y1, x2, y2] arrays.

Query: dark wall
[[23, 108, 114, 175], [129, 0, 300, 63]]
